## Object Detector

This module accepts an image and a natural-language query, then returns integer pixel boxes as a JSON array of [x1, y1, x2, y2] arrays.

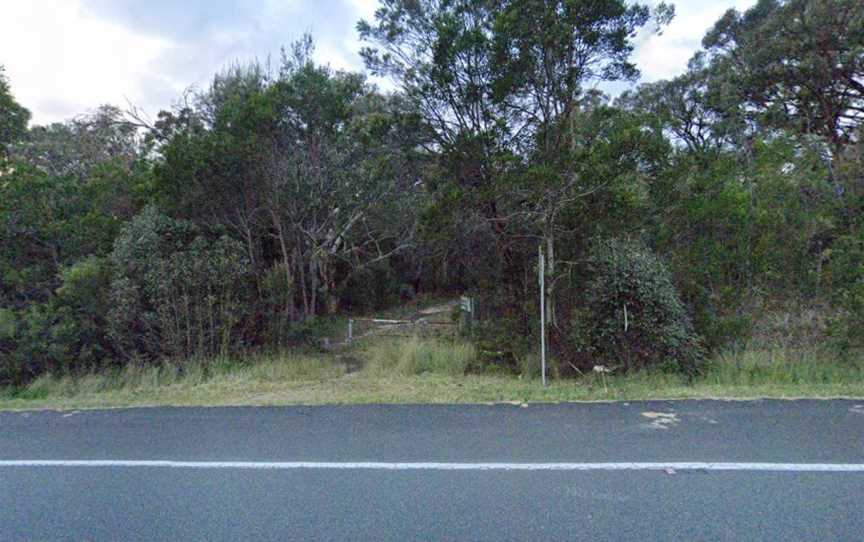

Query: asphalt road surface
[[2, 400, 863, 541]]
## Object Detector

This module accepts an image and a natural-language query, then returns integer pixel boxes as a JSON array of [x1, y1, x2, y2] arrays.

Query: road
[[1, 400, 863, 541]]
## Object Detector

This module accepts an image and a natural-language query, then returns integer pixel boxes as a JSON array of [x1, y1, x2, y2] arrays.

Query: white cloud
[[0, 0, 178, 124], [1, 0, 759, 125], [633, 0, 757, 82]]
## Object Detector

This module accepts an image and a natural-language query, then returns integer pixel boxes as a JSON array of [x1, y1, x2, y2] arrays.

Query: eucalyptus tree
[[702, 0, 864, 153], [264, 44, 427, 317], [618, 54, 745, 156], [359, 0, 672, 316], [151, 38, 427, 323], [14, 105, 142, 181]]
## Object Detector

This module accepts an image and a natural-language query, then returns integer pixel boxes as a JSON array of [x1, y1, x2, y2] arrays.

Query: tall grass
[[2, 339, 863, 409], [358, 337, 476, 376], [5, 351, 342, 401], [703, 348, 864, 386]]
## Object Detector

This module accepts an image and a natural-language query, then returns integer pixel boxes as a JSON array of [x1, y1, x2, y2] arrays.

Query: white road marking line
[[0, 461, 863, 472]]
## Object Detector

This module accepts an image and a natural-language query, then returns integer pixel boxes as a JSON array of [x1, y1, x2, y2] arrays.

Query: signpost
[[459, 295, 474, 334], [539, 245, 547, 386]]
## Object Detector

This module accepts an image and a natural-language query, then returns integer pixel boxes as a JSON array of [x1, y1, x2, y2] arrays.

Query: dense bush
[[0, 257, 115, 385], [338, 261, 405, 312], [568, 239, 703, 375], [108, 207, 252, 361], [655, 138, 833, 352], [826, 230, 864, 352], [3, 1, 864, 390]]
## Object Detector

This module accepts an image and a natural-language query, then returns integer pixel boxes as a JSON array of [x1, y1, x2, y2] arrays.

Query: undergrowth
[[1, 338, 862, 409]]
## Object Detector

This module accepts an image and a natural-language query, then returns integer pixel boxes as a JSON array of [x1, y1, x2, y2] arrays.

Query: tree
[[13, 105, 141, 180], [703, 0, 864, 153], [0, 65, 30, 157], [491, 0, 671, 157], [264, 51, 422, 316], [359, 0, 670, 327], [618, 54, 741, 155], [152, 37, 428, 326], [358, 0, 669, 163]]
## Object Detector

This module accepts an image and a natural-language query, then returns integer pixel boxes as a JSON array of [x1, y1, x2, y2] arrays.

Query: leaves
[[0, 65, 30, 157], [570, 239, 702, 374]]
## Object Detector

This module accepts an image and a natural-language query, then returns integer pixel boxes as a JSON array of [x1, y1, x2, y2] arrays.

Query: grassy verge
[[1, 338, 863, 410]]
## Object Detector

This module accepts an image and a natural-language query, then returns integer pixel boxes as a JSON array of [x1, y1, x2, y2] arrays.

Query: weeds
[[359, 337, 476, 376], [1, 339, 863, 410]]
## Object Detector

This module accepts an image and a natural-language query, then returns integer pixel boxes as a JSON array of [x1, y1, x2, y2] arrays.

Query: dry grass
[[358, 336, 475, 376], [1, 338, 863, 411]]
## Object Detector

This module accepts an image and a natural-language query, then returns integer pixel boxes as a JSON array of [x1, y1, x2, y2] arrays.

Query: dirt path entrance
[[346, 299, 458, 343]]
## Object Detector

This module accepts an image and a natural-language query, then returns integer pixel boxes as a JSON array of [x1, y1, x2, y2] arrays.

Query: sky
[[0, 0, 755, 126]]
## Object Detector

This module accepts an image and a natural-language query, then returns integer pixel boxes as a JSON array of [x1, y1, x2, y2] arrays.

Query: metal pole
[[539, 245, 547, 386], [347, 319, 353, 344]]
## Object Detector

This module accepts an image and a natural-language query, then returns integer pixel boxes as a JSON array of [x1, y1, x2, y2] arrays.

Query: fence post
[[347, 319, 354, 344], [459, 295, 474, 334]]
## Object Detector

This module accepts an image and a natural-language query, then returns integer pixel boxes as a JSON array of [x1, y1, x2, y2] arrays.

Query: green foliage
[[569, 239, 703, 374], [0, 66, 30, 157], [51, 257, 115, 367], [360, 337, 476, 377], [0, 128, 143, 385], [3, 5, 864, 391], [1, 255, 115, 386], [654, 136, 833, 349], [618, 54, 739, 154], [825, 230, 864, 351], [491, 0, 657, 90], [108, 207, 252, 361], [13, 106, 142, 180], [0, 308, 14, 340], [702, 0, 864, 150], [338, 262, 404, 312]]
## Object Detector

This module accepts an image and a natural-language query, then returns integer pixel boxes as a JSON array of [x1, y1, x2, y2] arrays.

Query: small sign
[[460, 296, 473, 313]]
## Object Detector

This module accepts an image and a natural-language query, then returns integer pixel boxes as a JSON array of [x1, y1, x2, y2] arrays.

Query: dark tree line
[[1, 0, 863, 385]]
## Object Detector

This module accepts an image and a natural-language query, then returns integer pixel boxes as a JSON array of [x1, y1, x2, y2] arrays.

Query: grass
[[1, 338, 863, 411], [360, 336, 476, 377]]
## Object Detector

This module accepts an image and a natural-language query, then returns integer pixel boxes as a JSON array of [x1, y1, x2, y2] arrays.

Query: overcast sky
[[1, 0, 755, 125]]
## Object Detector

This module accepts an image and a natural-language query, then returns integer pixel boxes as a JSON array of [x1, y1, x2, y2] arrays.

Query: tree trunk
[[270, 209, 296, 321], [296, 246, 309, 318], [319, 257, 339, 315], [546, 234, 556, 327], [309, 257, 318, 318]]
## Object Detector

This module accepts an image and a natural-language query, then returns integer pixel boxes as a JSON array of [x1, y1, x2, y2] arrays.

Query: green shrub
[[569, 239, 703, 375], [826, 230, 864, 353], [0, 257, 115, 385], [107, 206, 252, 361], [52, 256, 115, 368], [460, 311, 533, 375]]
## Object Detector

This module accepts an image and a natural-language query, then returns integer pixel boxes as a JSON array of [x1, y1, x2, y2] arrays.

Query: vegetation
[[1, 0, 864, 405], [1, 337, 862, 410], [568, 239, 702, 375]]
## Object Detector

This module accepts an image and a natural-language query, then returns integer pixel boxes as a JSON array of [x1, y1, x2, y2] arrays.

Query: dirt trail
[[335, 298, 459, 349], [332, 298, 459, 373], [417, 300, 458, 317]]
